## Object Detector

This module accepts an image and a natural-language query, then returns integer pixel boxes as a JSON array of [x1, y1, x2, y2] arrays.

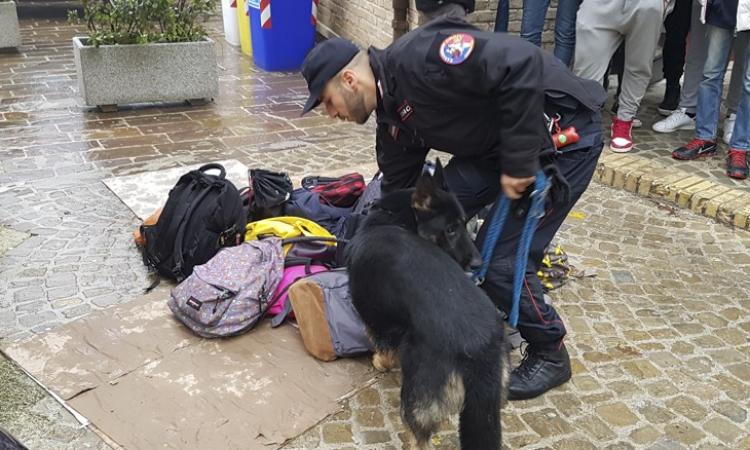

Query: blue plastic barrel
[[248, 0, 316, 71]]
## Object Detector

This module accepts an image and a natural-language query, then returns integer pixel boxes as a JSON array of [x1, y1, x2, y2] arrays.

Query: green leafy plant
[[68, 0, 215, 46]]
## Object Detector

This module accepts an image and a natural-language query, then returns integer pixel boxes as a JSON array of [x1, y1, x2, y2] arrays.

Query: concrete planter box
[[0, 1, 21, 49], [73, 36, 219, 110]]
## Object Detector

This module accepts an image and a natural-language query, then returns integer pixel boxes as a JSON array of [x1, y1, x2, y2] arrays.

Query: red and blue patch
[[439, 33, 475, 65]]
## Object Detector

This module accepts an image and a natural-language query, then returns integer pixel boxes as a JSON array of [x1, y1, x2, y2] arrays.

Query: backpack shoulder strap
[[142, 177, 199, 267], [284, 256, 315, 269], [281, 236, 342, 246], [198, 163, 226, 180], [171, 183, 217, 280]]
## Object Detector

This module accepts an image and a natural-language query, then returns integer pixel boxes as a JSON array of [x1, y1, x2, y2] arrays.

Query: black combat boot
[[507, 343, 572, 401]]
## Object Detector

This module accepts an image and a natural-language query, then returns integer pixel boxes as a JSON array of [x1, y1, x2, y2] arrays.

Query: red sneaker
[[726, 149, 749, 180], [671, 139, 717, 160], [609, 118, 633, 153]]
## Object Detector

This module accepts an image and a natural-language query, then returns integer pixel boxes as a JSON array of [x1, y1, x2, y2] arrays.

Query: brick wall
[[317, 0, 559, 49], [316, 0, 394, 48]]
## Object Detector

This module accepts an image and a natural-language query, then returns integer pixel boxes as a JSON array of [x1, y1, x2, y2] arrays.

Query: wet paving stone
[[1, 16, 749, 450]]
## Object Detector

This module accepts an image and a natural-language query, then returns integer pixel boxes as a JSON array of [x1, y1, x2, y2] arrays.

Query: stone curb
[[594, 151, 750, 230]]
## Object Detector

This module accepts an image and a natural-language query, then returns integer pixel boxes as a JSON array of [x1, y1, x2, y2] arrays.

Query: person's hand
[[500, 174, 535, 199]]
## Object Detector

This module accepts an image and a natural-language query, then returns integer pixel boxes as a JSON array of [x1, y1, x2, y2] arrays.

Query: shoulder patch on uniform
[[439, 33, 475, 65]]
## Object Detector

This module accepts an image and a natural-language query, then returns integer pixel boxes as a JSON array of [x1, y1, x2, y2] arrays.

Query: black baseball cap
[[301, 37, 360, 115]]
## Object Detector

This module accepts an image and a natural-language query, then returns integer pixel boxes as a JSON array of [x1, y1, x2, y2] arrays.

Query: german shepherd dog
[[346, 161, 508, 449]]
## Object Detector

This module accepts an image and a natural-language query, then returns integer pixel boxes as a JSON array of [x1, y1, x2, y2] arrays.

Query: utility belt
[[538, 104, 602, 207], [543, 97, 603, 156]]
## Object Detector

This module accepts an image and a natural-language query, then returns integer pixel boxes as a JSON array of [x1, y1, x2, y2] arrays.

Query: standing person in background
[[573, 0, 673, 153], [494, 0, 580, 66], [659, 0, 694, 115], [654, 0, 748, 147], [416, 0, 474, 23], [672, 0, 750, 179]]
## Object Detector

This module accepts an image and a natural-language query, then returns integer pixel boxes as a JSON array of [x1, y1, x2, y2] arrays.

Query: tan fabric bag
[[287, 270, 372, 362], [288, 278, 337, 361]]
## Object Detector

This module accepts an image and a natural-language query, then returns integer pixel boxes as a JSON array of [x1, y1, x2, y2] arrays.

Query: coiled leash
[[472, 170, 549, 328]]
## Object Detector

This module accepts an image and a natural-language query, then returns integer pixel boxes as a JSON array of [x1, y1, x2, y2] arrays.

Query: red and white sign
[[260, 0, 271, 29], [311, 0, 319, 26]]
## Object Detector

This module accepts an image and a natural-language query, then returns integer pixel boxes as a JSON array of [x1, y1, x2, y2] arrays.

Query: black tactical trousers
[[444, 134, 603, 349]]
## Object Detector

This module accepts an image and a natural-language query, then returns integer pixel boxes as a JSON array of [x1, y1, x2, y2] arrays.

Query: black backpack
[[247, 168, 293, 220], [141, 163, 247, 282]]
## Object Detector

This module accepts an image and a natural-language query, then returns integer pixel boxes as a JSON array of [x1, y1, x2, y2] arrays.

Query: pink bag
[[267, 263, 328, 316]]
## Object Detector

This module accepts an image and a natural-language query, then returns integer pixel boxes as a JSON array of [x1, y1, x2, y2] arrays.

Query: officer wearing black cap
[[301, 17, 606, 400]]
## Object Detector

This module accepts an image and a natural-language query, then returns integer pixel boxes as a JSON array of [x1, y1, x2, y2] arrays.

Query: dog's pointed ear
[[412, 172, 435, 211], [433, 158, 448, 191]]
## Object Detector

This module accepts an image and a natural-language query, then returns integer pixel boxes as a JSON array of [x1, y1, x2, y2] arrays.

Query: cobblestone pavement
[[1, 17, 749, 450]]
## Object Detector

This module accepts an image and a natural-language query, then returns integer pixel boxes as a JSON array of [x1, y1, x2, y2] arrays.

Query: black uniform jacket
[[370, 17, 607, 193]]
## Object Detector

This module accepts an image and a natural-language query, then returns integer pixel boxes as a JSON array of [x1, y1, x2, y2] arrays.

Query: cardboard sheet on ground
[[2, 287, 375, 449], [102, 159, 249, 219]]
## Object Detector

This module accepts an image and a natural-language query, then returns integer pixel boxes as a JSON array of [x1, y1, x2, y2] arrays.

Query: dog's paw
[[372, 351, 396, 372], [402, 432, 431, 450]]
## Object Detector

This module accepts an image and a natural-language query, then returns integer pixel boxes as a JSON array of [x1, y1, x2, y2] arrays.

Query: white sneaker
[[632, 117, 642, 128], [723, 113, 736, 145], [652, 108, 695, 133]]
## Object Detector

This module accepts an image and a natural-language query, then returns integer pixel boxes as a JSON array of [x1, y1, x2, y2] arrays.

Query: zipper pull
[[213, 289, 230, 313]]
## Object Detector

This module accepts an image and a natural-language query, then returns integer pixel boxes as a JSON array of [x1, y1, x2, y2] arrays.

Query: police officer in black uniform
[[416, 0, 474, 22], [300, 17, 606, 400]]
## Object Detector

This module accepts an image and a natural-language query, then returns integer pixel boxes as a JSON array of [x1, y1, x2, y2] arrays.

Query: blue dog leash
[[473, 170, 549, 328]]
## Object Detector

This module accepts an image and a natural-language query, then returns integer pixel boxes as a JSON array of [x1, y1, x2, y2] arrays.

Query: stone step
[[594, 151, 750, 231]]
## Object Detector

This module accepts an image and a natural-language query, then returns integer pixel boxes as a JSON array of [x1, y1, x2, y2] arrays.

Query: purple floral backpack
[[168, 237, 284, 338]]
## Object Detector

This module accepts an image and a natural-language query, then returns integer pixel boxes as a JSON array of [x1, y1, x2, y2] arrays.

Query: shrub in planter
[[69, 0, 219, 110], [69, 0, 215, 47]]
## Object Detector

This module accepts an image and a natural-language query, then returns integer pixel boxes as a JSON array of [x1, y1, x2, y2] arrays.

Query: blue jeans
[[494, 0, 580, 65], [696, 26, 750, 151]]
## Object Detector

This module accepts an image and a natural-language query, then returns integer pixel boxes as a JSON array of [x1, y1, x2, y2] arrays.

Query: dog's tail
[[400, 345, 465, 448], [458, 338, 506, 450]]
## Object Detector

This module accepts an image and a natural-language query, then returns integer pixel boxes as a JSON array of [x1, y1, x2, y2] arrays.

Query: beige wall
[[318, 0, 560, 48], [316, 0, 394, 48]]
